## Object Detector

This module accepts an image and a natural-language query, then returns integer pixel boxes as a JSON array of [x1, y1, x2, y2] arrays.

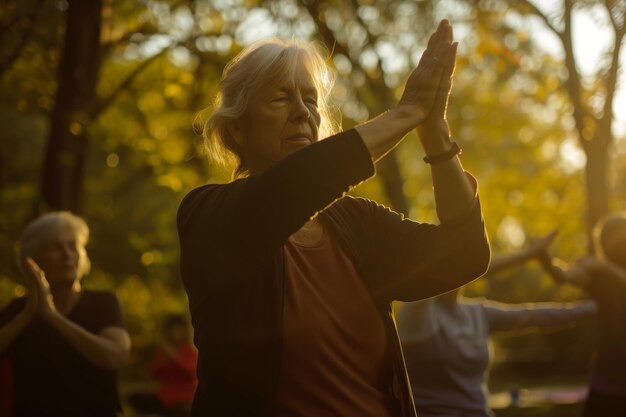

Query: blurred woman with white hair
[[0, 211, 131, 417]]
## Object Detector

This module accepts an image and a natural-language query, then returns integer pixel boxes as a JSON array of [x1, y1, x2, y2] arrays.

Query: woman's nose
[[290, 96, 310, 122], [61, 244, 76, 258]]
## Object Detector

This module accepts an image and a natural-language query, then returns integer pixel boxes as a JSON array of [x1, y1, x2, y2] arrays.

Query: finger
[[22, 258, 40, 284], [431, 43, 456, 110], [433, 76, 451, 112], [419, 19, 452, 67], [24, 257, 43, 277], [420, 25, 443, 66], [24, 258, 48, 289], [442, 19, 453, 43], [443, 42, 458, 78], [418, 34, 437, 66], [437, 19, 449, 34], [427, 38, 454, 76], [427, 31, 437, 49]]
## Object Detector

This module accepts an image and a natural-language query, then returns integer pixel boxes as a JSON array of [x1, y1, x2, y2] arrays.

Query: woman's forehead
[[41, 224, 79, 243], [264, 64, 317, 92]]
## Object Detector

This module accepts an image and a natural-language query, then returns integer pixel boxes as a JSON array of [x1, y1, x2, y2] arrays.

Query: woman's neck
[[289, 217, 324, 246], [50, 282, 82, 315]]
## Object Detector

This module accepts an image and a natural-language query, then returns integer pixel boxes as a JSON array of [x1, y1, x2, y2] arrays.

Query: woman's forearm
[[430, 155, 475, 223], [354, 108, 415, 163], [355, 111, 475, 223], [46, 312, 130, 370], [487, 250, 536, 275], [487, 300, 597, 332], [0, 311, 32, 354], [538, 254, 574, 285]]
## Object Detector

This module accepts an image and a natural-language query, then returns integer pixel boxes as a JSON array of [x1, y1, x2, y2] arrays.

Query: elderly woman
[[0, 212, 130, 417], [178, 20, 490, 417], [539, 212, 626, 417]]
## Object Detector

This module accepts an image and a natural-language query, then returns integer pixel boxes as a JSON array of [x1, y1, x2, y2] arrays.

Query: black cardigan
[[177, 129, 490, 417]]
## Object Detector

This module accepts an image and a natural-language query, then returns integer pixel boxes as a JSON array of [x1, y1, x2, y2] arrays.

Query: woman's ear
[[227, 119, 246, 147]]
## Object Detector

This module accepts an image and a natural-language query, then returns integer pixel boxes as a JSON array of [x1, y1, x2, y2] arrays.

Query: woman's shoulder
[[328, 194, 395, 218], [80, 289, 120, 305], [180, 183, 228, 207], [177, 181, 249, 221], [0, 297, 27, 324]]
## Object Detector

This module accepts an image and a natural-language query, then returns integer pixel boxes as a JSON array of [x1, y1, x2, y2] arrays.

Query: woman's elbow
[[99, 328, 132, 370], [476, 239, 492, 276], [104, 346, 131, 370], [458, 236, 491, 281]]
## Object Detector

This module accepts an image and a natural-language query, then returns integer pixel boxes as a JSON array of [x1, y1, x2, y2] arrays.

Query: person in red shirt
[[128, 314, 197, 417], [151, 314, 198, 413]]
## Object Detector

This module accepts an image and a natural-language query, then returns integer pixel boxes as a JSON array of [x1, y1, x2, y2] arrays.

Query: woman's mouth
[[284, 136, 311, 145]]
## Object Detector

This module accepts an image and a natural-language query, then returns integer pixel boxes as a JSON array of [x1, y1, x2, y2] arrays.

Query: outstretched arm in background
[[485, 299, 596, 334], [536, 250, 592, 286], [486, 230, 558, 276]]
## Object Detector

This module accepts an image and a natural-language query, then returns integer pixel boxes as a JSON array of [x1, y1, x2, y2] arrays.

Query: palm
[[23, 258, 58, 318], [398, 20, 455, 126]]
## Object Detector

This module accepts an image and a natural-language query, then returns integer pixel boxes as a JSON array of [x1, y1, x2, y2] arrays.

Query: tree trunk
[[39, 0, 103, 214], [302, 0, 410, 214], [584, 137, 610, 251]]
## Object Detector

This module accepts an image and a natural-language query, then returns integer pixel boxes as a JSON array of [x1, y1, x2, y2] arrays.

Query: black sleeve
[[0, 298, 26, 328], [336, 193, 490, 302], [177, 129, 375, 312]]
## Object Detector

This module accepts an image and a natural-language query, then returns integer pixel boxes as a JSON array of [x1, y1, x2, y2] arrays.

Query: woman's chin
[[47, 274, 79, 287]]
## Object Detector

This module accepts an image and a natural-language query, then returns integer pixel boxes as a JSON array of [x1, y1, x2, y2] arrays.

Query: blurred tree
[[470, 0, 626, 250], [40, 0, 104, 214], [292, 0, 438, 213]]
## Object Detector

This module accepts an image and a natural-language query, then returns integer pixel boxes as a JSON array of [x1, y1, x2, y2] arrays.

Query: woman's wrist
[[356, 108, 417, 162], [16, 309, 35, 325], [389, 106, 426, 133], [417, 120, 452, 155]]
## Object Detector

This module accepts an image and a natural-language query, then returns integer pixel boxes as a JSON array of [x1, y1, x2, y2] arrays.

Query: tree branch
[[0, 0, 45, 77], [90, 47, 169, 121], [101, 0, 188, 52], [599, 20, 624, 140], [302, 0, 410, 214], [511, 0, 562, 38]]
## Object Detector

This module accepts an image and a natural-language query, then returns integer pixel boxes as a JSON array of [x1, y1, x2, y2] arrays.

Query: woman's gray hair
[[17, 211, 91, 277], [200, 37, 339, 178]]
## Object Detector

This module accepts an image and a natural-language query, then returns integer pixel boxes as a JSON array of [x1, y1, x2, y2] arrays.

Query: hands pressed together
[[398, 19, 457, 146], [21, 257, 60, 322], [354, 19, 462, 164]]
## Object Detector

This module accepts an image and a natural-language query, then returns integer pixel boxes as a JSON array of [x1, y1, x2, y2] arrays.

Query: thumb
[[24, 258, 47, 290]]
